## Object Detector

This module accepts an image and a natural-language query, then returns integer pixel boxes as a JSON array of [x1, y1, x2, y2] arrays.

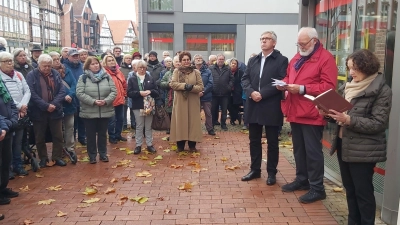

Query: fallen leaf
[[190, 152, 201, 158], [138, 155, 149, 160], [148, 161, 157, 166], [79, 156, 90, 162], [157, 197, 165, 201], [23, 219, 34, 225], [38, 199, 56, 205], [126, 150, 135, 155], [35, 173, 44, 178], [46, 161, 55, 167], [202, 168, 208, 171], [170, 164, 183, 169], [161, 136, 169, 141], [56, 211, 67, 217], [163, 149, 171, 153], [120, 195, 129, 201], [187, 161, 200, 167], [104, 187, 116, 194], [143, 150, 151, 155], [116, 200, 125, 206], [178, 182, 193, 191], [206, 138, 212, 141], [81, 150, 87, 154], [333, 187, 344, 192], [121, 176, 131, 181], [24, 164, 32, 171], [225, 165, 241, 170], [19, 185, 30, 192], [46, 185, 62, 191], [82, 187, 98, 195], [154, 155, 163, 160], [90, 183, 103, 187], [178, 151, 188, 157], [82, 198, 101, 203], [110, 178, 118, 183], [221, 157, 228, 162], [143, 180, 152, 184], [170, 145, 178, 151], [77, 203, 91, 208], [119, 148, 127, 151], [192, 168, 201, 173], [158, 146, 163, 149], [164, 208, 172, 214], [136, 171, 152, 177], [214, 136, 220, 139], [241, 130, 249, 134], [129, 196, 149, 204]]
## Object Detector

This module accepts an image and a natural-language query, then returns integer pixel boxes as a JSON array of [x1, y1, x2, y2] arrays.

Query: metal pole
[[41, 18, 45, 50], [139, 0, 144, 55]]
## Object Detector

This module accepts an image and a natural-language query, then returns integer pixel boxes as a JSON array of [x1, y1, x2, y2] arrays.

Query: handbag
[[137, 76, 155, 116], [151, 105, 170, 131]]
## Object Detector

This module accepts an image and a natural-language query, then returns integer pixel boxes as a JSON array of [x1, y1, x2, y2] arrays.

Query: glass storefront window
[[211, 33, 235, 59], [148, 32, 173, 60], [185, 33, 208, 51], [149, 0, 173, 11]]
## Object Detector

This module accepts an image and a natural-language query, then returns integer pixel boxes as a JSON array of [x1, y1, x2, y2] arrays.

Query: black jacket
[[127, 73, 159, 110], [231, 69, 244, 105], [241, 50, 288, 126], [26, 68, 66, 121], [0, 96, 18, 135], [210, 64, 233, 97]]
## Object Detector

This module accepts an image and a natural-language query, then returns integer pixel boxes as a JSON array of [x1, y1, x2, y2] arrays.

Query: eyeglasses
[[0, 60, 13, 64], [296, 38, 315, 47], [260, 37, 273, 41], [138, 67, 146, 69]]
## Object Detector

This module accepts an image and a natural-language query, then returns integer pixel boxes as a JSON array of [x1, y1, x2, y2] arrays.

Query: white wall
[[245, 25, 298, 62], [183, 0, 299, 14]]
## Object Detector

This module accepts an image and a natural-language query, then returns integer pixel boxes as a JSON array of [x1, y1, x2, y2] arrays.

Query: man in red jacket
[[277, 27, 338, 203]]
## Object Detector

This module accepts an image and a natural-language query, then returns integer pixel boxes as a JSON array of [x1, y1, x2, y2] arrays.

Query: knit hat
[[132, 52, 142, 59], [148, 51, 157, 57]]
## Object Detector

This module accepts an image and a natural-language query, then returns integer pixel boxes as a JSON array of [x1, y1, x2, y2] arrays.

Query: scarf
[[178, 66, 196, 99], [231, 67, 238, 74], [52, 64, 66, 78], [3, 69, 15, 78], [294, 40, 321, 71], [85, 68, 108, 83], [344, 73, 378, 103], [0, 76, 12, 103], [148, 59, 159, 65], [107, 66, 118, 73], [39, 69, 55, 102]]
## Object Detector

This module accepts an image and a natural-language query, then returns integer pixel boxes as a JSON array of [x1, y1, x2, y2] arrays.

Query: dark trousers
[[130, 108, 136, 128], [337, 138, 376, 225], [201, 101, 213, 132], [212, 96, 229, 126], [177, 140, 196, 150], [11, 128, 24, 170], [123, 104, 128, 127], [249, 123, 279, 174], [227, 96, 241, 123], [74, 108, 86, 142], [108, 105, 124, 140], [290, 122, 324, 191], [0, 135, 12, 191], [33, 116, 63, 161], [84, 118, 109, 160]]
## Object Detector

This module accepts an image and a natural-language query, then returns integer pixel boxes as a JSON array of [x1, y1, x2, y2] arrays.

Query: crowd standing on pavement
[[0, 26, 393, 224]]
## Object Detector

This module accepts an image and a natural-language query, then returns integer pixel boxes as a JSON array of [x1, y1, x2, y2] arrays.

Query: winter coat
[[169, 68, 204, 143], [329, 73, 392, 163], [14, 62, 34, 78], [115, 56, 123, 66], [30, 57, 38, 68], [147, 62, 163, 81], [119, 62, 132, 81], [159, 69, 174, 113], [0, 97, 18, 135], [198, 64, 213, 102], [231, 69, 244, 105], [61, 68, 77, 116], [0, 70, 31, 110], [241, 50, 288, 126], [0, 114, 9, 134], [64, 59, 84, 106], [282, 44, 338, 126], [26, 68, 66, 121], [127, 73, 159, 110], [210, 64, 233, 97], [76, 70, 117, 119], [105, 67, 127, 107]]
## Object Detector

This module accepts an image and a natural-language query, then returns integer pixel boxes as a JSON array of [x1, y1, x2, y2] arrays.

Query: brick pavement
[[3, 129, 342, 225]]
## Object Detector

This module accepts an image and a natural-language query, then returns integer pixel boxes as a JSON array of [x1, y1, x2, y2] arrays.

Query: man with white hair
[[0, 37, 7, 52], [208, 55, 217, 66], [60, 47, 69, 64], [277, 27, 338, 203]]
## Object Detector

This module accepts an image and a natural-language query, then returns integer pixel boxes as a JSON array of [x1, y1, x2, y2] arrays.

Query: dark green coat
[[330, 73, 392, 163]]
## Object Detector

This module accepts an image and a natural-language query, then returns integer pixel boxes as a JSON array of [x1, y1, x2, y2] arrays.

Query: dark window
[[149, 0, 173, 11], [84, 25, 88, 32], [83, 13, 88, 20], [84, 37, 89, 45]]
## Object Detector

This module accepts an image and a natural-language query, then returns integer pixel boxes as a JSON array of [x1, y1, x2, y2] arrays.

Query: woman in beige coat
[[170, 51, 204, 152]]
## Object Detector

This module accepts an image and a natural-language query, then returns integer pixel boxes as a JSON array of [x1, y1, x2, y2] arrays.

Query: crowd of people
[[0, 26, 393, 224]]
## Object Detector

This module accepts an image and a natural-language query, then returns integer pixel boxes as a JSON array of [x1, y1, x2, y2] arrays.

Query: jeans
[[74, 108, 86, 142], [212, 96, 229, 126], [108, 104, 124, 140], [201, 101, 213, 131], [11, 128, 24, 170], [63, 114, 75, 152], [133, 110, 153, 147], [84, 118, 108, 160], [33, 116, 63, 161], [0, 135, 12, 191]]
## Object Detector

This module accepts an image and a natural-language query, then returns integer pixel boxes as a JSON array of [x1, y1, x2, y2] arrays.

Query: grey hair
[[216, 53, 225, 60], [164, 56, 172, 62], [48, 51, 60, 58], [78, 49, 88, 53], [61, 47, 69, 51], [173, 55, 179, 61], [193, 54, 203, 59], [38, 54, 53, 64], [225, 58, 232, 65], [162, 51, 170, 55], [208, 55, 216, 61], [230, 57, 239, 65], [298, 27, 318, 39], [13, 48, 26, 58], [261, 31, 277, 42], [136, 59, 147, 68], [0, 37, 7, 47], [131, 59, 140, 67], [0, 52, 13, 62]]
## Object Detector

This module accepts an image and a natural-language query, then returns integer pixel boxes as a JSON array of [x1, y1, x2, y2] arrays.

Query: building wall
[[61, 3, 72, 48]]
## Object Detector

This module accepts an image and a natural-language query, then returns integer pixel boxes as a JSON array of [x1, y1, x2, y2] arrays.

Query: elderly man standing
[[30, 45, 43, 68], [278, 27, 338, 203], [60, 47, 69, 64], [208, 55, 217, 67], [241, 31, 288, 185], [26, 54, 67, 167], [113, 47, 123, 66], [64, 48, 85, 145]]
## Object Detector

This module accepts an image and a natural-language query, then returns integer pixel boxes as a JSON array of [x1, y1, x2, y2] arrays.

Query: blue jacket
[[63, 59, 83, 106], [199, 63, 213, 102], [62, 68, 77, 116], [26, 68, 66, 121], [0, 114, 8, 135], [0, 97, 18, 135]]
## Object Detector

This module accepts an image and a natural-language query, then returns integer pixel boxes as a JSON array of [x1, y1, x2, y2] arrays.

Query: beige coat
[[170, 68, 204, 143]]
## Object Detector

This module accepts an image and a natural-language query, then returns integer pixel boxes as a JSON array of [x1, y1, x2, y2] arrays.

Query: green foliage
[[44, 47, 61, 54]]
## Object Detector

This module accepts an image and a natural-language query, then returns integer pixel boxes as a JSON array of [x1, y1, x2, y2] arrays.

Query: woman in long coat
[[170, 51, 204, 152]]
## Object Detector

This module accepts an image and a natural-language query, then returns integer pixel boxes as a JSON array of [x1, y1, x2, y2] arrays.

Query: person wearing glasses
[[240, 31, 288, 186], [277, 27, 338, 203]]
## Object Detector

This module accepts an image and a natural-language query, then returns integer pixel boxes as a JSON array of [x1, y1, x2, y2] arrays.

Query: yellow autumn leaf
[[178, 182, 196, 191], [126, 150, 135, 155], [221, 157, 228, 162], [35, 173, 44, 178], [225, 165, 241, 170], [190, 152, 201, 158], [81, 149, 87, 154], [56, 211, 67, 217], [129, 196, 149, 204], [138, 197, 149, 204], [77, 204, 91, 208], [170, 164, 183, 169], [214, 136, 220, 139], [79, 156, 90, 162], [178, 151, 188, 157], [333, 187, 344, 192], [23, 219, 34, 225], [19, 185, 30, 192], [90, 183, 103, 187], [104, 187, 116, 194], [192, 168, 201, 173], [148, 161, 157, 166], [82, 197, 101, 203], [154, 155, 163, 160], [38, 199, 56, 205], [170, 145, 178, 151], [143, 180, 152, 184], [119, 148, 127, 151], [143, 150, 151, 155], [138, 155, 149, 160], [136, 171, 152, 177], [82, 187, 98, 195], [163, 149, 171, 153], [46, 185, 62, 191], [161, 137, 169, 141], [110, 178, 118, 183], [121, 176, 131, 181]]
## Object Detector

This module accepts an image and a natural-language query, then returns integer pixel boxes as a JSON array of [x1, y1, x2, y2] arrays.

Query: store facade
[[299, 0, 400, 224]]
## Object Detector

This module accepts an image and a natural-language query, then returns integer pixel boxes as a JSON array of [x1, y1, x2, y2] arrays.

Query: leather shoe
[[117, 137, 127, 141], [54, 159, 66, 167], [208, 129, 216, 135], [266, 174, 276, 186], [147, 146, 156, 154], [109, 139, 118, 144], [78, 139, 87, 146], [241, 171, 261, 181], [134, 146, 141, 155]]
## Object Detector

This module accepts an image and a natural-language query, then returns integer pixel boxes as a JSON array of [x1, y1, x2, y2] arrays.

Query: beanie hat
[[132, 52, 142, 59], [148, 51, 157, 57]]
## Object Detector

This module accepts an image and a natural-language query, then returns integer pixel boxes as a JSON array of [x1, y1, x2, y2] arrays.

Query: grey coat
[[76, 70, 117, 119], [330, 73, 392, 163]]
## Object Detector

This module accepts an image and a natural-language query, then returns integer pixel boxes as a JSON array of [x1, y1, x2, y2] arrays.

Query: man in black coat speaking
[[241, 31, 288, 185]]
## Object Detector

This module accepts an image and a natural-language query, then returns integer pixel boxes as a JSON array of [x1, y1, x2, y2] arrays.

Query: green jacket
[[330, 73, 392, 163], [160, 70, 174, 113], [76, 70, 117, 119]]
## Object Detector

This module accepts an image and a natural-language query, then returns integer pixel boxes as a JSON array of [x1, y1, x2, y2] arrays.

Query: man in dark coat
[[113, 47, 123, 66], [30, 44, 43, 68], [241, 31, 288, 186], [210, 54, 233, 131]]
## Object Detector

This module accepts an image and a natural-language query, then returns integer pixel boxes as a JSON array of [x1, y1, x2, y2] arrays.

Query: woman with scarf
[[119, 54, 133, 130], [170, 51, 204, 152], [102, 55, 127, 144], [76, 56, 117, 164], [227, 58, 244, 125], [160, 55, 180, 135], [49, 51, 77, 160], [13, 49, 34, 77], [321, 49, 392, 225]]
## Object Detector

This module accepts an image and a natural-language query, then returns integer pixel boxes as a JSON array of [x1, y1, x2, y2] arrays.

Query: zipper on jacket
[[97, 82, 102, 118]]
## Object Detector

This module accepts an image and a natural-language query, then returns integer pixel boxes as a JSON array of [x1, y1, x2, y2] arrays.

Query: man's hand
[[286, 84, 300, 94], [65, 95, 72, 103], [19, 111, 26, 118], [250, 91, 262, 102], [199, 92, 204, 97], [20, 105, 28, 113], [0, 130, 6, 141], [47, 104, 56, 112], [276, 85, 286, 91]]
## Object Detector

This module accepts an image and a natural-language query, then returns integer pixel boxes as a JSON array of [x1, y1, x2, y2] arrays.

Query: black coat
[[232, 69, 244, 105], [241, 50, 288, 126], [210, 64, 233, 97], [127, 73, 159, 110], [0, 97, 18, 135]]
